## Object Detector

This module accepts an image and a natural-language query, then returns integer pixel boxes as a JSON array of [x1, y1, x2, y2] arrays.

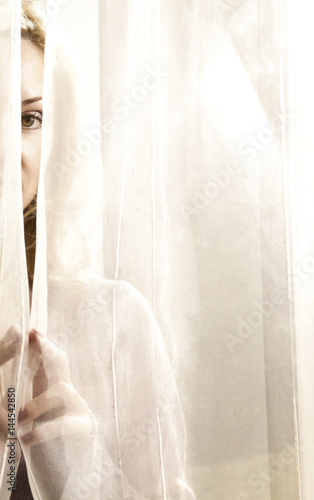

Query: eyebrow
[[22, 97, 42, 105]]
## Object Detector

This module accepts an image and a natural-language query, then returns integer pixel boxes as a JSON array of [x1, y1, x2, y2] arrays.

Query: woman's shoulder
[[48, 274, 145, 303], [48, 276, 160, 343], [99, 279, 160, 336], [75, 275, 154, 314]]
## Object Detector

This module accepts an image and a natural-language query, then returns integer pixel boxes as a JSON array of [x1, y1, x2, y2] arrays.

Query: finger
[[18, 381, 87, 427], [0, 325, 22, 366], [19, 413, 93, 446], [18, 393, 64, 427], [29, 331, 72, 384]]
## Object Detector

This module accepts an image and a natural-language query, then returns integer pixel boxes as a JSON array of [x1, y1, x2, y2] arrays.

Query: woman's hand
[[18, 330, 94, 446], [0, 325, 22, 439]]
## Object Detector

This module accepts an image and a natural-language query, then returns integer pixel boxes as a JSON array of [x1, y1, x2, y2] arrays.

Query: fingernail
[[20, 433, 34, 445], [18, 408, 28, 424], [30, 328, 44, 338]]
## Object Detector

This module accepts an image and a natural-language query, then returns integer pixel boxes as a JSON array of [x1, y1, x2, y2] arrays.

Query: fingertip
[[7, 325, 22, 344], [29, 330, 44, 354], [29, 330, 37, 343], [29, 329, 44, 346], [20, 432, 34, 446], [11, 324, 21, 333], [18, 407, 28, 424], [29, 328, 44, 338]]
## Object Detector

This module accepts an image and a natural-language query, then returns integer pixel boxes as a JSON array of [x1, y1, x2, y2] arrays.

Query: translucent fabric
[[0, 0, 312, 499]]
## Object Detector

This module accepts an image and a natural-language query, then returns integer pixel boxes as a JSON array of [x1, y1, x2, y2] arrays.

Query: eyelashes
[[21, 111, 43, 130]]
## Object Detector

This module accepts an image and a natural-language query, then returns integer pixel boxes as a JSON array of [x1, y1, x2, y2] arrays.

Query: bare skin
[[21, 38, 43, 209], [0, 40, 93, 448]]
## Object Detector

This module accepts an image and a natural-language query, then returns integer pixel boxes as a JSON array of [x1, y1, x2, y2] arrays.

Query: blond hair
[[22, 0, 46, 289], [21, 0, 45, 53]]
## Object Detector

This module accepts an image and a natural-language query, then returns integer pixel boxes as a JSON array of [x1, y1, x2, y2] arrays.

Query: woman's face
[[21, 39, 44, 209]]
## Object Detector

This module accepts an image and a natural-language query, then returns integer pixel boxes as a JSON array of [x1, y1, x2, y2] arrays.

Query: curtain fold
[[0, 2, 29, 495]]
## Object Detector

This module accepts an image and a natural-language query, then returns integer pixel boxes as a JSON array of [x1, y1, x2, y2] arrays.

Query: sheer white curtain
[[0, 0, 312, 498], [293, 1, 314, 498], [0, 0, 29, 481]]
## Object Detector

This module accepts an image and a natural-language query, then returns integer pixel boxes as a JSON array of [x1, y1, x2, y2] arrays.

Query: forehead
[[21, 39, 44, 102]]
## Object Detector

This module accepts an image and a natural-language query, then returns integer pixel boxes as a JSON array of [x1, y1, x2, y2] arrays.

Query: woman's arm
[[107, 281, 195, 499]]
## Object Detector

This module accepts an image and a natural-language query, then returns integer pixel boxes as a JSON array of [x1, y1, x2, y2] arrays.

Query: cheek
[[21, 133, 42, 176]]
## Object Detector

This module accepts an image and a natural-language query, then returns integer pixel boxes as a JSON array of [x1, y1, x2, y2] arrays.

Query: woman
[[0, 2, 195, 499]]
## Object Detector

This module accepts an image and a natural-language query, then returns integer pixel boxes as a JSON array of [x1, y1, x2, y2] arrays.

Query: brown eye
[[22, 115, 35, 127], [21, 112, 42, 130]]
